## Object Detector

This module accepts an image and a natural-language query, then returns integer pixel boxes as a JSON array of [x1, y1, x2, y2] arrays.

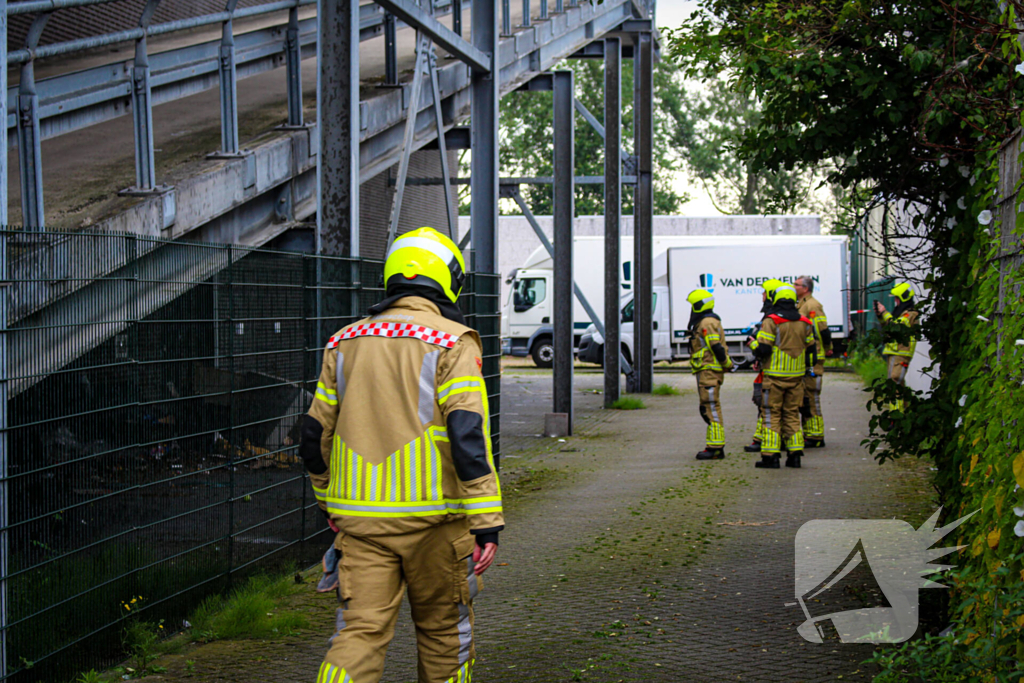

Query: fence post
[[131, 37, 158, 190], [521, 0, 530, 27], [216, 2, 242, 156], [0, 2, 8, 671], [17, 61, 44, 230], [225, 244, 236, 581]]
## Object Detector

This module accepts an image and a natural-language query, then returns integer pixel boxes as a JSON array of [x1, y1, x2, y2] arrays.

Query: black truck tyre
[[531, 337, 554, 368]]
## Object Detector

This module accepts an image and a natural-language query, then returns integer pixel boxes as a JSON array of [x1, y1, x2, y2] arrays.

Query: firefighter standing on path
[[746, 285, 816, 469], [301, 227, 503, 683], [687, 289, 733, 460], [795, 275, 832, 448], [874, 282, 919, 412], [744, 279, 782, 454]]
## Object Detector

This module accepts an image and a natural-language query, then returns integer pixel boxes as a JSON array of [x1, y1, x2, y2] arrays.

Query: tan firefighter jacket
[[798, 294, 831, 372], [749, 312, 815, 378], [303, 296, 502, 537], [689, 315, 731, 373], [881, 308, 919, 358]]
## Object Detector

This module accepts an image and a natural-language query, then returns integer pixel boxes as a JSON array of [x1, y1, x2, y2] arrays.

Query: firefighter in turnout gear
[[795, 275, 832, 448], [874, 282, 919, 412], [301, 227, 503, 683], [688, 289, 733, 460], [743, 279, 783, 454], [746, 285, 816, 469]]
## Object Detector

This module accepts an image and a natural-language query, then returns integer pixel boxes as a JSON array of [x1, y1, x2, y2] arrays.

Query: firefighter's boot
[[786, 451, 803, 468], [755, 454, 780, 469], [696, 448, 725, 461]]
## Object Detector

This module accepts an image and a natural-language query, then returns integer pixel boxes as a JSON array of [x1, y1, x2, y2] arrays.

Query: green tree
[[459, 58, 691, 216], [678, 78, 858, 230]]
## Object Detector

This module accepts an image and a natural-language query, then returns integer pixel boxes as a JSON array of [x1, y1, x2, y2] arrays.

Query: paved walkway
[[146, 368, 936, 682]]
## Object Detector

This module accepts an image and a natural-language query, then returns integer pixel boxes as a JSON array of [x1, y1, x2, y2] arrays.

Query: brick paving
[[146, 368, 937, 683]]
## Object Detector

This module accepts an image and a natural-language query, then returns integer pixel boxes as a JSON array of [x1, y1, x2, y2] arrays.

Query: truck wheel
[[531, 337, 554, 368]]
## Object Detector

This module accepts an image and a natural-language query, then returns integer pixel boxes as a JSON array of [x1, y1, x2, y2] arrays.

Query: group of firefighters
[[685, 278, 919, 469], [296, 225, 921, 683]]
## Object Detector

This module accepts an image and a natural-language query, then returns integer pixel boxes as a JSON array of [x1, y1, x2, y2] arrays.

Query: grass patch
[[849, 348, 888, 387], [651, 383, 681, 396], [609, 397, 646, 410], [188, 575, 307, 642]]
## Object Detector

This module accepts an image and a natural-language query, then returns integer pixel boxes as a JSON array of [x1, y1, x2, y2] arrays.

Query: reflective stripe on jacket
[[750, 315, 814, 378], [881, 309, 919, 358], [689, 317, 727, 373], [307, 296, 502, 537]]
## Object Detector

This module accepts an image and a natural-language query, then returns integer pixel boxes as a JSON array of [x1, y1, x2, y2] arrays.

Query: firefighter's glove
[[316, 544, 340, 593]]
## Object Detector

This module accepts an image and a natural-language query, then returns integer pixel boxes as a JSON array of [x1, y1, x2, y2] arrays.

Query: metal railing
[[4, 0, 469, 226], [0, 228, 499, 681]]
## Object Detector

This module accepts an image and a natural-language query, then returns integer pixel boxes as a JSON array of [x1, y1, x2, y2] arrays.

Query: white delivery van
[[504, 235, 818, 366], [576, 236, 849, 367]]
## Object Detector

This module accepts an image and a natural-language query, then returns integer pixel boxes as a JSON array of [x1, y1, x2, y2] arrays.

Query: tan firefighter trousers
[[318, 518, 480, 683], [761, 375, 805, 455]]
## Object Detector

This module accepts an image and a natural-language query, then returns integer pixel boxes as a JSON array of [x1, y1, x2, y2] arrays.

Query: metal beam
[[470, 0, 499, 274], [428, 47, 457, 240], [573, 96, 631, 164], [631, 31, 654, 393], [374, 0, 490, 73], [424, 126, 471, 150], [386, 35, 428, 248], [317, 0, 360, 258], [552, 69, 574, 432], [604, 36, 621, 407]]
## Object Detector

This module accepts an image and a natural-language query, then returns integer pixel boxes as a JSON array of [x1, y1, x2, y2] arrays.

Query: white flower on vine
[[1016, 339, 1024, 346], [1015, 520, 1024, 538], [957, 197, 966, 210], [958, 394, 968, 406], [978, 210, 993, 225], [977, 315, 990, 322], [946, 218, 958, 229], [949, 247, 960, 256], [1014, 506, 1024, 517], [1016, 63, 1024, 76], [959, 165, 971, 177], [939, 157, 949, 168], [970, 176, 977, 186], [955, 417, 963, 428]]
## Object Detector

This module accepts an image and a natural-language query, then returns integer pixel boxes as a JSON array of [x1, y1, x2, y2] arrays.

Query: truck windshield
[[514, 278, 547, 311]]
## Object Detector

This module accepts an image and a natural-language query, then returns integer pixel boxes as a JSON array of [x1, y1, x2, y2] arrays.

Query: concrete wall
[[457, 213, 822, 310]]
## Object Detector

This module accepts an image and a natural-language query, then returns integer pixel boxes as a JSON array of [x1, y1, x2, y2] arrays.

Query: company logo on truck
[[699, 273, 714, 291], [716, 275, 820, 288]]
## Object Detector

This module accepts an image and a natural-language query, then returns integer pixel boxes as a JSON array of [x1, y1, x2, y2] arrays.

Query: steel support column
[[631, 31, 653, 393], [317, 0, 360, 259], [501, 0, 511, 35], [470, 0, 499, 274], [552, 69, 574, 431], [604, 36, 621, 407], [285, 4, 304, 126], [217, 3, 241, 155], [521, 0, 530, 27], [452, 0, 462, 36], [470, 0, 500, 462]]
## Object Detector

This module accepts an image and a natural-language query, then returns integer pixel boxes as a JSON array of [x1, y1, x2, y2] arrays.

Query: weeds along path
[[139, 370, 936, 683]]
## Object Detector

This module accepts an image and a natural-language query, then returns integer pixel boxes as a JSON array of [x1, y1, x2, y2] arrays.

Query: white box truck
[[576, 236, 849, 367], [504, 236, 714, 366]]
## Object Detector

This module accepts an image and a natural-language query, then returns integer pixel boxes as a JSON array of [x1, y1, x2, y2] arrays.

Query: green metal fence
[[0, 229, 500, 682]]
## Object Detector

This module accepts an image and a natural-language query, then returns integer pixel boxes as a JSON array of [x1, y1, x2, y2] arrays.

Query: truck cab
[[503, 269, 558, 367]]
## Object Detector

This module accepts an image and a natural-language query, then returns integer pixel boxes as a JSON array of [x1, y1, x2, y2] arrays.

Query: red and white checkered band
[[333, 322, 459, 349]]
